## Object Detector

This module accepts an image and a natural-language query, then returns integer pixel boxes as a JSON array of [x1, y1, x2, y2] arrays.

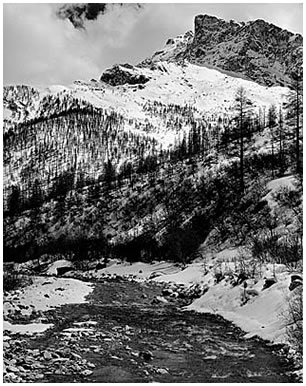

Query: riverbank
[[3, 276, 297, 383], [4, 249, 302, 380]]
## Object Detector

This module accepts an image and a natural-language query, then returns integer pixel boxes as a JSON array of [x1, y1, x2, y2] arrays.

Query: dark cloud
[[56, 3, 142, 29]]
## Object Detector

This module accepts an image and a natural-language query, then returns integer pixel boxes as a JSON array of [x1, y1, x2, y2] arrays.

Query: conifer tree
[[287, 71, 303, 174], [234, 86, 253, 193]]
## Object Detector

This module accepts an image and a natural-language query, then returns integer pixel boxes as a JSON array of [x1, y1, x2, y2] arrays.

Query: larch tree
[[234, 86, 253, 194], [267, 104, 277, 177], [287, 71, 303, 174]]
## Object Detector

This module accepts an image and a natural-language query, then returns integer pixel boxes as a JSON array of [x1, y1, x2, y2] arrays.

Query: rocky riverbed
[[3, 276, 298, 383]]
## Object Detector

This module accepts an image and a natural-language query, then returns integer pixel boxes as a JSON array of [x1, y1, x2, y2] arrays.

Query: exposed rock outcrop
[[100, 64, 151, 86], [140, 14, 303, 87]]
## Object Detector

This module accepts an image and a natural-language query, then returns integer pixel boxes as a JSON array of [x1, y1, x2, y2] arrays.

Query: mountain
[[141, 14, 303, 87], [3, 15, 303, 267]]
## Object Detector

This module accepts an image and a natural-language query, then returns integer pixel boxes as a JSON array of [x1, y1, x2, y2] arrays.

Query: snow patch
[[3, 320, 53, 335]]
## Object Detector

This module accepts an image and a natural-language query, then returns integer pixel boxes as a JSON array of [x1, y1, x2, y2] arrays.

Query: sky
[[3, 2, 304, 87]]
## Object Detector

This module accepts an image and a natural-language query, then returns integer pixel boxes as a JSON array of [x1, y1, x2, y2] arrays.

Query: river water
[[29, 278, 296, 383]]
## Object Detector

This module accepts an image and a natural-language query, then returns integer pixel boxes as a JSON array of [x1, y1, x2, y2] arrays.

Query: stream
[[6, 277, 296, 383]]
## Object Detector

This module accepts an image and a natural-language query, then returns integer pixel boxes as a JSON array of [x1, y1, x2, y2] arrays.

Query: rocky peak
[[187, 14, 303, 87], [137, 14, 302, 88]]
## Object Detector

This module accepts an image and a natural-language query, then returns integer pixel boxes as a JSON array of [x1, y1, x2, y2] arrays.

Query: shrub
[[286, 286, 303, 357], [3, 272, 23, 292]]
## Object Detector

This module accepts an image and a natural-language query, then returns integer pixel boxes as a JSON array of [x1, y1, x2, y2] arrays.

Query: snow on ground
[[3, 277, 93, 335], [91, 255, 293, 344], [45, 259, 74, 275], [263, 175, 296, 209], [6, 61, 289, 150], [153, 262, 206, 285], [187, 266, 291, 343], [95, 260, 181, 280], [3, 321, 53, 335], [10, 277, 93, 312], [68, 62, 288, 119]]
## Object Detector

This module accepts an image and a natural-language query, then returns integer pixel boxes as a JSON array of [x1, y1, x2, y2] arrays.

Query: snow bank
[[3, 320, 53, 335], [263, 175, 296, 209], [153, 262, 206, 285], [45, 259, 74, 275], [186, 268, 292, 343], [95, 260, 181, 280], [5, 277, 93, 313], [4, 277, 94, 336]]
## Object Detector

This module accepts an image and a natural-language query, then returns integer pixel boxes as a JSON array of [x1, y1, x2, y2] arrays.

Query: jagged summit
[[186, 14, 302, 87], [102, 14, 302, 88]]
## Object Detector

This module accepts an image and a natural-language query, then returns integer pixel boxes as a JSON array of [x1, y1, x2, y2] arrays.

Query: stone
[[71, 352, 82, 360], [82, 369, 93, 376], [43, 350, 52, 361], [263, 277, 277, 290], [31, 349, 40, 357], [156, 368, 169, 375], [7, 365, 20, 373], [139, 350, 154, 361]]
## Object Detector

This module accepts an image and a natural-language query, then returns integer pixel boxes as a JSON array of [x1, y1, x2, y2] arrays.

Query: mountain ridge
[[139, 14, 303, 87]]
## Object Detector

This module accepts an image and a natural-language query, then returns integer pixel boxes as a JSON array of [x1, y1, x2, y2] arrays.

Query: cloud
[[56, 3, 142, 30], [3, 3, 144, 85]]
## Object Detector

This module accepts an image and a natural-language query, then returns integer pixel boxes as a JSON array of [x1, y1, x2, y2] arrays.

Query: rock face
[[139, 30, 194, 67], [139, 14, 303, 87], [100, 64, 151, 86], [187, 15, 303, 87]]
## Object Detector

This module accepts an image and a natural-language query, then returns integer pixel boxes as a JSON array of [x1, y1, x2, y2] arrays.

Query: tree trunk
[[296, 82, 300, 174], [240, 105, 244, 194]]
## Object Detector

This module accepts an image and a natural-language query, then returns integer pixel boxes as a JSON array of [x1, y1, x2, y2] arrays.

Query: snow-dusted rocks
[[3, 277, 93, 335], [100, 64, 151, 86], [187, 15, 302, 87]]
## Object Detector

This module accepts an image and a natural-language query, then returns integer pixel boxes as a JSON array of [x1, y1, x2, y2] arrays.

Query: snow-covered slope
[[4, 61, 289, 134]]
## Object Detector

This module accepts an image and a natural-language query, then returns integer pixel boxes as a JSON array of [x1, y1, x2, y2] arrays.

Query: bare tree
[[234, 86, 253, 193], [287, 71, 303, 174]]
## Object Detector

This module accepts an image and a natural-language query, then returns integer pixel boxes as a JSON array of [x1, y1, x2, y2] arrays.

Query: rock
[[31, 349, 40, 357], [62, 347, 71, 357], [246, 288, 259, 297], [263, 277, 277, 290], [7, 365, 20, 373], [96, 262, 106, 270], [87, 362, 96, 368], [100, 64, 151, 86], [149, 272, 162, 279], [187, 15, 302, 87], [156, 296, 168, 303], [156, 368, 169, 375], [80, 314, 91, 321], [162, 288, 174, 296], [139, 350, 153, 361], [289, 275, 303, 291], [71, 352, 82, 360], [73, 364, 82, 372], [43, 351, 52, 361], [82, 369, 93, 377], [289, 280, 303, 291], [35, 374, 44, 380]]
